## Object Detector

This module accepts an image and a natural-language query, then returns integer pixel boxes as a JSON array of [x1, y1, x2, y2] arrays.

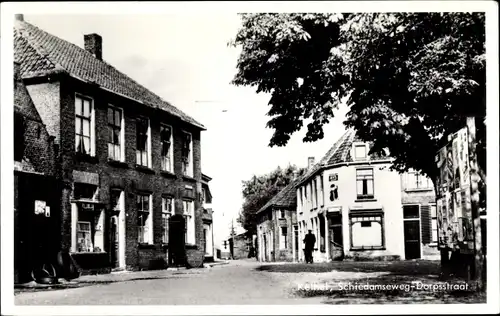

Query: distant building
[[256, 177, 300, 262], [296, 129, 438, 262], [228, 233, 252, 260], [201, 174, 215, 262]]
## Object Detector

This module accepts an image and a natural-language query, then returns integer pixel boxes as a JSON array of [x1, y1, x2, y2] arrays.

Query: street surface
[[14, 259, 484, 305], [14, 260, 323, 305]]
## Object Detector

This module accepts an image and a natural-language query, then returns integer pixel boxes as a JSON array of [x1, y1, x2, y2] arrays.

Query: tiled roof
[[257, 177, 302, 214], [298, 128, 390, 185], [14, 19, 204, 130]]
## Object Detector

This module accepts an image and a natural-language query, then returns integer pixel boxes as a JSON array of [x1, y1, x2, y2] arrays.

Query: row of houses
[[256, 130, 439, 262], [13, 15, 215, 283]]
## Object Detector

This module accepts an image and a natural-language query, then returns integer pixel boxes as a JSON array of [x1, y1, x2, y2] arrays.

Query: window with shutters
[[430, 204, 438, 245]]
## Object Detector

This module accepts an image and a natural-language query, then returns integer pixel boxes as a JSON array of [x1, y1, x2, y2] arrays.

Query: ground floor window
[[137, 194, 153, 244], [183, 200, 195, 245], [349, 212, 384, 250], [162, 197, 173, 244], [430, 204, 438, 244], [74, 203, 105, 253], [280, 226, 288, 249]]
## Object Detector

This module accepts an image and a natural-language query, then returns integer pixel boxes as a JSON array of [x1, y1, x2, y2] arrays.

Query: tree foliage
[[231, 13, 486, 186], [238, 165, 305, 237]]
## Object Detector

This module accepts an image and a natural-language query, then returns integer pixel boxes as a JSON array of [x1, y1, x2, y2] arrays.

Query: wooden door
[[404, 220, 421, 259]]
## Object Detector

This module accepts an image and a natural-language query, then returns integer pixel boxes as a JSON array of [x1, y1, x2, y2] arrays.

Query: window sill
[[160, 170, 176, 179], [135, 164, 155, 174], [350, 247, 385, 251], [138, 243, 155, 249], [428, 243, 438, 247], [405, 188, 434, 193], [182, 175, 197, 182], [75, 153, 98, 164], [355, 198, 377, 203], [107, 159, 128, 168]]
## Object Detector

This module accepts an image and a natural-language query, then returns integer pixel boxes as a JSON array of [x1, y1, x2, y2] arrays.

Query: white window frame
[[162, 196, 174, 244], [181, 131, 194, 177], [353, 142, 368, 160], [107, 105, 125, 162], [137, 194, 153, 244], [76, 221, 93, 253], [136, 117, 152, 167], [75, 94, 95, 156], [430, 203, 438, 246], [160, 124, 174, 172], [280, 226, 288, 249], [356, 168, 375, 199], [407, 171, 433, 190], [183, 199, 195, 245]]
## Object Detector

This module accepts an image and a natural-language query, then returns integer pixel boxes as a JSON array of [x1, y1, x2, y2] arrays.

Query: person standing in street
[[303, 230, 316, 264]]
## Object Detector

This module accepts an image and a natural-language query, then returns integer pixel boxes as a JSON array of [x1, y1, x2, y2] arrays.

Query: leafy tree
[[238, 165, 305, 238], [230, 13, 486, 190]]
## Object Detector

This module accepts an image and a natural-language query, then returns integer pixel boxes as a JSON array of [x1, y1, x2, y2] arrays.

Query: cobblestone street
[[14, 259, 485, 305]]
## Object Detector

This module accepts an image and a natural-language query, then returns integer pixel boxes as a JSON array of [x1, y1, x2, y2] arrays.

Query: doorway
[[110, 215, 119, 268], [403, 205, 421, 260]]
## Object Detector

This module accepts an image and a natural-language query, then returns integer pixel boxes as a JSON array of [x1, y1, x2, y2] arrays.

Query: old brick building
[[256, 177, 300, 262], [14, 60, 60, 283], [14, 15, 206, 272]]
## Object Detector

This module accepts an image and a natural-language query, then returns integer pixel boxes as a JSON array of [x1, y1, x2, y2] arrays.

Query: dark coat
[[303, 233, 316, 250]]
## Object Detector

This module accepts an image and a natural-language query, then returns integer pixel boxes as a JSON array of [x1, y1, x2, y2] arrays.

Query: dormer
[[352, 142, 369, 161]]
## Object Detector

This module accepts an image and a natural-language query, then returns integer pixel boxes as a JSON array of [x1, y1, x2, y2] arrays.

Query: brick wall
[[27, 75, 204, 271], [273, 208, 295, 262]]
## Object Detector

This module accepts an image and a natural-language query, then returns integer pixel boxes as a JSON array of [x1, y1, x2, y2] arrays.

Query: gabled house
[[256, 175, 301, 262], [14, 15, 206, 272], [14, 60, 60, 283], [296, 129, 438, 262]]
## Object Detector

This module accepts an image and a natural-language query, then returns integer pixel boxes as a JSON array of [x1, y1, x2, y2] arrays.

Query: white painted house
[[296, 129, 437, 262]]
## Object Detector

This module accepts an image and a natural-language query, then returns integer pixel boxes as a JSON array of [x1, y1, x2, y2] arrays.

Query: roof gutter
[[297, 158, 395, 187]]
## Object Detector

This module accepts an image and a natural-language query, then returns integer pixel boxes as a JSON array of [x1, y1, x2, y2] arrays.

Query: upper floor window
[[14, 114, 25, 162], [279, 210, 286, 219], [280, 226, 288, 249], [108, 106, 124, 162], [136, 117, 151, 167], [356, 168, 374, 199], [430, 204, 438, 244], [182, 131, 193, 177], [354, 143, 367, 160], [75, 95, 94, 156], [407, 171, 433, 190], [160, 124, 173, 172]]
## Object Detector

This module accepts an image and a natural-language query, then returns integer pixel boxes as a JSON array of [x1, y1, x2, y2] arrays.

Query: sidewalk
[[15, 260, 229, 291]]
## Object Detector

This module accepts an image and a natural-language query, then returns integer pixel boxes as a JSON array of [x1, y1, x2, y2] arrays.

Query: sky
[[24, 14, 349, 249]]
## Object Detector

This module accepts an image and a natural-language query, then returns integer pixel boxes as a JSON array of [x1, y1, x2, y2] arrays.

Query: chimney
[[308, 157, 315, 170], [15, 14, 24, 22], [84, 33, 102, 60]]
